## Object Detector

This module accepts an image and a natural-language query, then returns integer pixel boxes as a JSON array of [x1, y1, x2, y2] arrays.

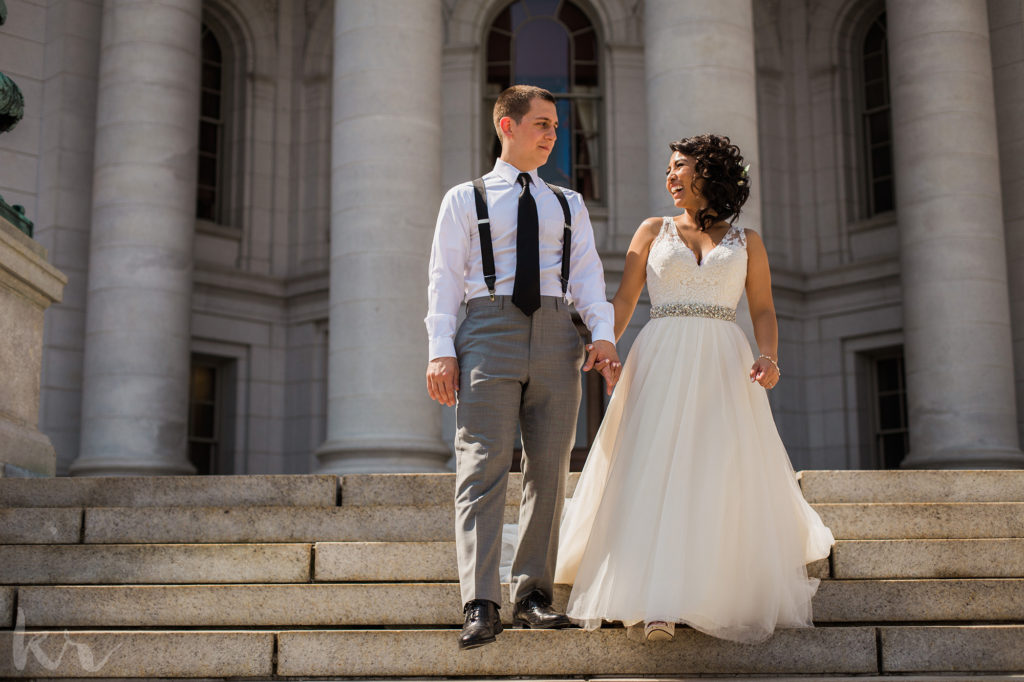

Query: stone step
[[0, 508, 81, 544], [816, 502, 1024, 539], [276, 626, 880, 676], [799, 470, 1024, 503], [60, 503, 1024, 545], [340, 472, 581, 506], [0, 544, 312, 584], [343, 470, 1024, 506], [0, 474, 338, 508], [78, 505, 519, 544], [1, 625, 1019, 678], [833, 539, 1024, 579], [0, 540, 826, 584], [0, 587, 12, 627], [0, 629, 274, 678], [14, 579, 1024, 627], [276, 626, 1024, 676]]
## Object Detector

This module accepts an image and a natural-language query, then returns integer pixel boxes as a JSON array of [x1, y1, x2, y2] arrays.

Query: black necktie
[[513, 172, 540, 316]]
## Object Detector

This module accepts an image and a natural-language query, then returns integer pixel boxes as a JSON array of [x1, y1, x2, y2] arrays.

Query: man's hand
[[426, 357, 459, 406], [582, 340, 621, 394]]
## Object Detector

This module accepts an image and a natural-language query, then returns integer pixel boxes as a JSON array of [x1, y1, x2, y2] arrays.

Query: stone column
[[643, 0, 760, 228], [71, 0, 202, 476], [315, 0, 449, 473], [887, 0, 1024, 468], [990, 1, 1024, 450], [643, 0, 760, 345]]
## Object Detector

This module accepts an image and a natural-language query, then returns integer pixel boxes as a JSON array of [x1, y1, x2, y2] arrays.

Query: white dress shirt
[[426, 159, 615, 359]]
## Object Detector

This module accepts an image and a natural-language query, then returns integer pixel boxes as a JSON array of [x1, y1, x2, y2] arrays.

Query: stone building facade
[[1, 0, 1022, 476]]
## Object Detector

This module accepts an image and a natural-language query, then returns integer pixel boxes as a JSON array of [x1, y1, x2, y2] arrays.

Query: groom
[[425, 85, 620, 649]]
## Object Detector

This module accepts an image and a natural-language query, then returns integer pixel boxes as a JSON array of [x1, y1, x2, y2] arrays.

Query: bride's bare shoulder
[[633, 216, 665, 245]]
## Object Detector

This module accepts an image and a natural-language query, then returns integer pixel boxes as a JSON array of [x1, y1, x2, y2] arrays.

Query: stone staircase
[[0, 470, 1023, 679]]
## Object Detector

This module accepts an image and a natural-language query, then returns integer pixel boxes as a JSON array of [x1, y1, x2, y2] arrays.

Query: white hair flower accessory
[[737, 164, 750, 187]]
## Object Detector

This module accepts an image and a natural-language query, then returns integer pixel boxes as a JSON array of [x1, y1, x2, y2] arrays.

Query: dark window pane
[[199, 155, 218, 187], [868, 111, 891, 142], [523, 0, 559, 16], [191, 366, 215, 401], [202, 63, 221, 90], [876, 357, 899, 391], [491, 6, 511, 33], [191, 404, 216, 439], [574, 29, 596, 62], [871, 144, 892, 177], [864, 20, 885, 54], [864, 82, 886, 109], [575, 61, 598, 87], [560, 1, 591, 34], [873, 179, 895, 213], [201, 91, 221, 119], [487, 63, 511, 91], [879, 394, 903, 430], [881, 432, 907, 469], [196, 190, 215, 220], [487, 30, 511, 62], [189, 442, 214, 476], [202, 29, 222, 63], [863, 53, 884, 82], [199, 121, 219, 154], [515, 18, 569, 91]]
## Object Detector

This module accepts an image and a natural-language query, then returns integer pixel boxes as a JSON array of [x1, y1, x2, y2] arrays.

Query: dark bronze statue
[[0, 0, 33, 236]]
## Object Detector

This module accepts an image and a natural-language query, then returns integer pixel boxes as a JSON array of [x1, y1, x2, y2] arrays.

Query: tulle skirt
[[554, 315, 835, 643]]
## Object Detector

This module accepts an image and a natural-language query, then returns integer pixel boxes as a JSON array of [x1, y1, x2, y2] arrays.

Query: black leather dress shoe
[[459, 599, 502, 650], [512, 591, 572, 629]]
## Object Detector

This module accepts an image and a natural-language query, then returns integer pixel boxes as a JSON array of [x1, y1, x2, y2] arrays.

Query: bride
[[553, 134, 834, 644]]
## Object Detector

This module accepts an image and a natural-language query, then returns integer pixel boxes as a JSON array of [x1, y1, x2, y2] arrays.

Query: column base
[[900, 446, 1024, 470], [68, 456, 196, 477], [315, 435, 451, 474]]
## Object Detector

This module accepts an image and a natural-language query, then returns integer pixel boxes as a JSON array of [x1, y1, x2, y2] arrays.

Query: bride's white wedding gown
[[553, 217, 834, 643]]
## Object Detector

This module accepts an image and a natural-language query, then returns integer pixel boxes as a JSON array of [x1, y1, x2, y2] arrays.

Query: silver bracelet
[[758, 354, 781, 375]]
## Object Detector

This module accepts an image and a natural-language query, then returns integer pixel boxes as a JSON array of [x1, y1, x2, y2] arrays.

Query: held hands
[[583, 340, 622, 395], [426, 357, 459, 406], [750, 353, 780, 390]]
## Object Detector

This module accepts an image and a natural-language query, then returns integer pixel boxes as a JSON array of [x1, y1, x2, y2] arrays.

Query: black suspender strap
[[471, 178, 496, 300], [546, 183, 572, 299], [470, 177, 573, 302]]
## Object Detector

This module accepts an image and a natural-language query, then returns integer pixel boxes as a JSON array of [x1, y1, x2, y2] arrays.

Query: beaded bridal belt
[[650, 302, 736, 322]]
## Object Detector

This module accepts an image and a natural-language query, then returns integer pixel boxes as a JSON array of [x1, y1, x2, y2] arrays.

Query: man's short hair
[[492, 85, 556, 138]]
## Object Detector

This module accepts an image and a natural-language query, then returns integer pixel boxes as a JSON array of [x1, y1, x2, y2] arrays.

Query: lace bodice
[[646, 216, 748, 311]]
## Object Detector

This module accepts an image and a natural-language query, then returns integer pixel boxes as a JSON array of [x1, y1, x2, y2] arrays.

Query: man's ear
[[499, 116, 513, 138]]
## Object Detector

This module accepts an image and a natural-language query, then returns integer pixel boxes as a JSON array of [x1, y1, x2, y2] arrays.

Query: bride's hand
[[750, 355, 780, 390]]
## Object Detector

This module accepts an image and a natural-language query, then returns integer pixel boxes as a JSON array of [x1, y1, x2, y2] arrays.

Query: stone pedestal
[[314, 0, 449, 474], [0, 214, 67, 476], [887, 0, 1024, 468], [71, 0, 202, 476]]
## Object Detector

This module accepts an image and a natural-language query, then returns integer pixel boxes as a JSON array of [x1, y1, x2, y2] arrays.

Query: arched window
[[485, 0, 602, 202], [859, 11, 894, 216], [197, 24, 224, 221]]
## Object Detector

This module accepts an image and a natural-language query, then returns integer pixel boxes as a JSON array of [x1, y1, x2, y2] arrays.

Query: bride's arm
[[611, 218, 661, 341], [744, 230, 781, 389]]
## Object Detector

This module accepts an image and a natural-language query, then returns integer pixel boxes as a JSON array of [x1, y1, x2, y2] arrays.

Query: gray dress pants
[[454, 295, 584, 607]]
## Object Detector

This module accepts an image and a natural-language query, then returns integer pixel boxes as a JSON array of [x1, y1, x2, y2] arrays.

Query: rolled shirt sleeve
[[425, 186, 470, 359]]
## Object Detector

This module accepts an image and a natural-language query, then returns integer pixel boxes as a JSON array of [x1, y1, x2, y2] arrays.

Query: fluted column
[[990, 0, 1024, 450], [887, 0, 1024, 468], [315, 0, 449, 473], [71, 0, 201, 476], [642, 0, 760, 228]]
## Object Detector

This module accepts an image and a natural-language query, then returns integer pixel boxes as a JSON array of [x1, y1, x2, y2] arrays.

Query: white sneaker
[[644, 620, 674, 642]]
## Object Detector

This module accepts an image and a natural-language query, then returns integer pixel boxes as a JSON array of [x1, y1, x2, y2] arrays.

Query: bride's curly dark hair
[[670, 134, 750, 232]]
